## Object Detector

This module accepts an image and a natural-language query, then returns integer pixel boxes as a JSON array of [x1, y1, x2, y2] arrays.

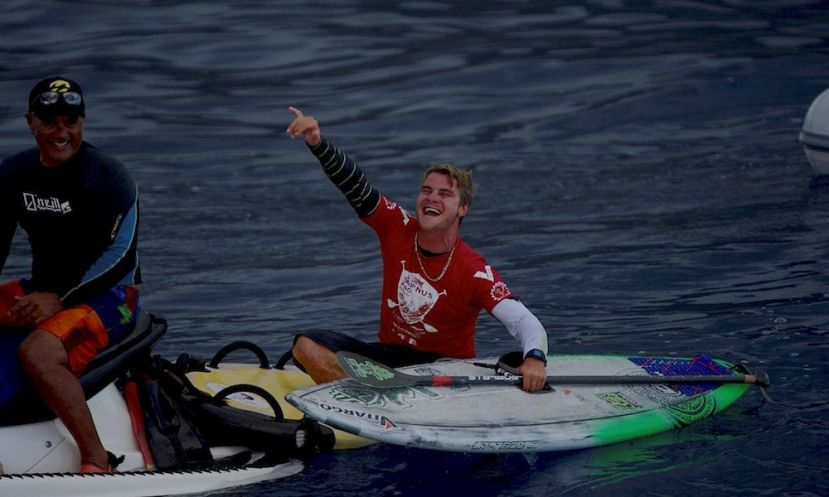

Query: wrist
[[306, 135, 324, 151], [524, 348, 547, 366]]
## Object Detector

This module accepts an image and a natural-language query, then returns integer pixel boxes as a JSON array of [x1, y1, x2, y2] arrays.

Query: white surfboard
[[286, 354, 757, 453]]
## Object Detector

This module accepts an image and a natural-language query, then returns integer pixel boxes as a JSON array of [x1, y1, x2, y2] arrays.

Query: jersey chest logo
[[23, 192, 72, 214], [386, 261, 445, 334]]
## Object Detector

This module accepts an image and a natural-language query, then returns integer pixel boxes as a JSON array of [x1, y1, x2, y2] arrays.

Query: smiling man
[[0, 77, 141, 472], [286, 107, 548, 392]]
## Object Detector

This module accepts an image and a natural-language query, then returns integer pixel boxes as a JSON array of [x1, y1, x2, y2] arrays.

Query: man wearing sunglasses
[[0, 77, 141, 473]]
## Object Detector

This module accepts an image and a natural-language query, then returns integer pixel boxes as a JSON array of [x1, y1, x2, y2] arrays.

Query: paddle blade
[[750, 368, 770, 389], [336, 351, 420, 388]]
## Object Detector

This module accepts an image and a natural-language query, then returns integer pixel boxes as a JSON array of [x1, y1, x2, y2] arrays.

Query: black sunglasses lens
[[38, 92, 60, 105], [36, 91, 82, 106], [62, 92, 82, 105]]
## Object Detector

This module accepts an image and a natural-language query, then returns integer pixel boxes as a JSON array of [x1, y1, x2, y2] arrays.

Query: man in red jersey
[[286, 107, 548, 392]]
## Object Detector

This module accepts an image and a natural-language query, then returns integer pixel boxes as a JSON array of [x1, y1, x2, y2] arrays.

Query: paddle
[[335, 351, 770, 389]]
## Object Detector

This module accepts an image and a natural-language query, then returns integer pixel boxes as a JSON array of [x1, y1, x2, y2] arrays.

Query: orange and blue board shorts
[[0, 279, 139, 376]]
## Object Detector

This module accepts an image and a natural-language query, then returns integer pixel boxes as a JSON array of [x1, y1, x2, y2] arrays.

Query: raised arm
[[286, 107, 381, 218]]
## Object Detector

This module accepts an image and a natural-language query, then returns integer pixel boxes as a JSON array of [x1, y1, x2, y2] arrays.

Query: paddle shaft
[[335, 351, 770, 389], [420, 373, 763, 387]]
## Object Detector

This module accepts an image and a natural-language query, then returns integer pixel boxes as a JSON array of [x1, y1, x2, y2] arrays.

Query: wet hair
[[422, 163, 476, 207]]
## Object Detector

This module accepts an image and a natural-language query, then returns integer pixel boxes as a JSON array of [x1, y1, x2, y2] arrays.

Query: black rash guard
[[309, 137, 381, 218], [0, 142, 140, 308]]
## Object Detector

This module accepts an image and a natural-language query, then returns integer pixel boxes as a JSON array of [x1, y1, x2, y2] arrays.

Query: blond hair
[[422, 163, 476, 207]]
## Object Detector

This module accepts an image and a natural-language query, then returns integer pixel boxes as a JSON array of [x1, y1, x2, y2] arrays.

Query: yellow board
[[186, 364, 373, 449]]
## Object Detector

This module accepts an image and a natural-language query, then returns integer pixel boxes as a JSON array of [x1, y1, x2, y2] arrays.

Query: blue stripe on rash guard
[[309, 138, 381, 217], [62, 197, 140, 303]]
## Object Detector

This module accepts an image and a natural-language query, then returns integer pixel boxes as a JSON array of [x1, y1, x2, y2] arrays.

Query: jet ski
[[0, 312, 342, 497]]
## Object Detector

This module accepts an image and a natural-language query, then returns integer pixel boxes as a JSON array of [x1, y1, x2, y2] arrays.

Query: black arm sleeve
[[0, 216, 13, 276], [0, 168, 17, 275], [308, 137, 381, 218]]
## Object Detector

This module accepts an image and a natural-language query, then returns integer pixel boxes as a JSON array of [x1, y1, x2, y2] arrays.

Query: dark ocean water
[[2, 1, 828, 496]]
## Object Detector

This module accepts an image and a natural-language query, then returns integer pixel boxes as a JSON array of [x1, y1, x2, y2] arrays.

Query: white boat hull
[[0, 382, 303, 496], [0, 458, 303, 497], [0, 383, 142, 474]]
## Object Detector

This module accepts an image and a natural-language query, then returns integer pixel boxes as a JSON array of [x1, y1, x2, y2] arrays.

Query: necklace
[[414, 232, 456, 282]]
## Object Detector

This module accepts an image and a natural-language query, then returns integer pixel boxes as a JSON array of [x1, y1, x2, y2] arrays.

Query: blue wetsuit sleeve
[[61, 183, 140, 307], [308, 137, 381, 218]]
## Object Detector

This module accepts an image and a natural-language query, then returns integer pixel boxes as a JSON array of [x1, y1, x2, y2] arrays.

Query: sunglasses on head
[[35, 91, 83, 106]]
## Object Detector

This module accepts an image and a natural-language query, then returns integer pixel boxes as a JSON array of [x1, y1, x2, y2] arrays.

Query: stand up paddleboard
[[286, 352, 767, 453]]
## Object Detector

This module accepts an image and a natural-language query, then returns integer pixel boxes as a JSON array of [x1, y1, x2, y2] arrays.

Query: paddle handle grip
[[428, 375, 520, 387]]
